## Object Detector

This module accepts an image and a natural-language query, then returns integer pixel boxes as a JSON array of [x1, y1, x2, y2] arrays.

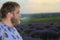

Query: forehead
[[13, 7, 20, 15], [14, 7, 20, 12]]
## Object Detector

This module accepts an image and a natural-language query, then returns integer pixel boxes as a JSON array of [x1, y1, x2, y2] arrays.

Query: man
[[0, 1, 23, 40]]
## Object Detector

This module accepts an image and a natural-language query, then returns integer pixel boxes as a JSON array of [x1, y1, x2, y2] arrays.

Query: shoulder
[[0, 22, 4, 28], [0, 22, 3, 28], [0, 22, 3, 37], [0, 22, 5, 32]]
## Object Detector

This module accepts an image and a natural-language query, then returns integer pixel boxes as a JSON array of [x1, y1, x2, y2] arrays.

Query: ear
[[7, 12, 13, 18]]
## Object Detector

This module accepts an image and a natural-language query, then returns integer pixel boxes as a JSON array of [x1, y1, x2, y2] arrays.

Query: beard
[[11, 17, 20, 27]]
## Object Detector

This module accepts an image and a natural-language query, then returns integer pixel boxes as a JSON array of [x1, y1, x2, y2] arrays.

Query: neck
[[2, 18, 14, 27]]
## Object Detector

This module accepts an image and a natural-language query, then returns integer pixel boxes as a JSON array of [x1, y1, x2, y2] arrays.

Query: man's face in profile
[[11, 7, 20, 26]]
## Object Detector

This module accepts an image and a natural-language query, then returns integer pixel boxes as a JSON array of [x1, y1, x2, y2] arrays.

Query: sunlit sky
[[0, 0, 60, 14]]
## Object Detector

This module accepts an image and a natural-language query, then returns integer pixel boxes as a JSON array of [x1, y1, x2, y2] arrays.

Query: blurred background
[[0, 0, 60, 40]]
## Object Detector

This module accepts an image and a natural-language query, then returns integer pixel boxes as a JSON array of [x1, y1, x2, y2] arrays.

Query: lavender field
[[16, 13, 60, 40], [16, 22, 60, 40]]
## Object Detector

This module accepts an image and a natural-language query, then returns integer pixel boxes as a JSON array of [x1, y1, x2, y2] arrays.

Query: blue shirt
[[0, 22, 23, 40]]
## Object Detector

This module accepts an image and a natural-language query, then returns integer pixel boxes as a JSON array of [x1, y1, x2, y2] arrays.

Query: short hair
[[0, 1, 20, 18]]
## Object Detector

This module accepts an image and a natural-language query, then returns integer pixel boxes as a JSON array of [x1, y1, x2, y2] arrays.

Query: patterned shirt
[[0, 22, 23, 40]]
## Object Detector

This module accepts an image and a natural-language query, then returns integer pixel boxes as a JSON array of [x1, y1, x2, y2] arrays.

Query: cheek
[[17, 14, 19, 17], [15, 14, 20, 19]]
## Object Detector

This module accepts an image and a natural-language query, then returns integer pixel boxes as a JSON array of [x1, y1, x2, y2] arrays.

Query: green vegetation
[[21, 16, 60, 23]]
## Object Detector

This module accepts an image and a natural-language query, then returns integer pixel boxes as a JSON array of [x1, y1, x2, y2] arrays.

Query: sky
[[0, 0, 60, 14]]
